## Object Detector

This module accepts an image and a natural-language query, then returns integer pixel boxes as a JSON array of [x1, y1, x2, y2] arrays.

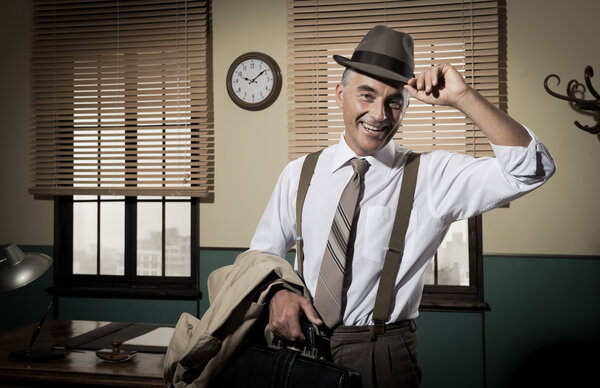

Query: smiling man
[[249, 25, 555, 388], [337, 70, 410, 157]]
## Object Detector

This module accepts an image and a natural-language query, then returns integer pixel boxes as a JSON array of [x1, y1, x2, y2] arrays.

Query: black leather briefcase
[[213, 342, 361, 388], [213, 323, 361, 388]]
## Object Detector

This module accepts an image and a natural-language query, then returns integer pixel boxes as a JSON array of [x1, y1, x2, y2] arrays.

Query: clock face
[[231, 59, 274, 103], [226, 52, 281, 111]]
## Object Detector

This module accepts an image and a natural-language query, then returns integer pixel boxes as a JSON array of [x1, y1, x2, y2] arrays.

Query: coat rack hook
[[544, 65, 600, 140]]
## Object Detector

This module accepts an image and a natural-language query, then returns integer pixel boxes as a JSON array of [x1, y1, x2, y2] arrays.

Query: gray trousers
[[329, 321, 421, 388]]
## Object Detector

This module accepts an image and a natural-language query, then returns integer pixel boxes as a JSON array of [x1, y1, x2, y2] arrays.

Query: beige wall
[[200, 0, 289, 247], [1, 0, 599, 256], [0, 0, 54, 246], [483, 0, 600, 255]]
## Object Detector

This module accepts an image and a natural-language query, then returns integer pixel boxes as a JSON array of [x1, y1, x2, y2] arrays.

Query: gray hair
[[341, 67, 355, 87]]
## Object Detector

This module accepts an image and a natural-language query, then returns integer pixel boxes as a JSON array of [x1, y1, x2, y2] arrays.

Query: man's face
[[336, 71, 409, 156]]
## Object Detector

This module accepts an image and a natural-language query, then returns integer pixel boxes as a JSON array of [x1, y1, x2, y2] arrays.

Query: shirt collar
[[331, 133, 396, 177]]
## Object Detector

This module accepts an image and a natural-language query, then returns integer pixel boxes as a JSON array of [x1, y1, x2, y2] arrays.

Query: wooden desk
[[0, 320, 164, 387]]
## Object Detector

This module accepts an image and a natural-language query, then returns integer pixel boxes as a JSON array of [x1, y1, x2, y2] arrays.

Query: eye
[[389, 100, 403, 110], [360, 93, 374, 101]]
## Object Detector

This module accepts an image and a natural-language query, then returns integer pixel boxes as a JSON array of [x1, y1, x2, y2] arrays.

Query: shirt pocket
[[361, 206, 395, 263], [361, 206, 419, 263]]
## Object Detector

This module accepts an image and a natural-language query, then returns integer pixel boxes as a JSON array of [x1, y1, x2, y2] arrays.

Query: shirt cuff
[[489, 125, 549, 177]]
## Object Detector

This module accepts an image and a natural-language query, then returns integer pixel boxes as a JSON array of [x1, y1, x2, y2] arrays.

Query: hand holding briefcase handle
[[212, 319, 361, 388]]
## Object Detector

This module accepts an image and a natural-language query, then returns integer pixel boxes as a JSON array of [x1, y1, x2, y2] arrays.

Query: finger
[[430, 65, 439, 88], [415, 71, 425, 91], [403, 83, 416, 98], [269, 314, 304, 341], [268, 308, 284, 336], [284, 319, 305, 341], [424, 70, 433, 94], [403, 83, 425, 102], [299, 299, 323, 326]]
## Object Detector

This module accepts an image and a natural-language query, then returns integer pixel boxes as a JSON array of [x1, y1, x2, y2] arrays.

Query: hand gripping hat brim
[[333, 25, 414, 83]]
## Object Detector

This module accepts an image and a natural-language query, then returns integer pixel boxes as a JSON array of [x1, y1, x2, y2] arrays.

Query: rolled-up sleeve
[[424, 125, 556, 224], [490, 125, 556, 184]]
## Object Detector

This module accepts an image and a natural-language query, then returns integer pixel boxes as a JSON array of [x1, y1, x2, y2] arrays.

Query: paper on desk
[[123, 327, 175, 347]]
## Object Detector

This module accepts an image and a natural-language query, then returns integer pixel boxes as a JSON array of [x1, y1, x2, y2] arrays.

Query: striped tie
[[314, 158, 369, 329]]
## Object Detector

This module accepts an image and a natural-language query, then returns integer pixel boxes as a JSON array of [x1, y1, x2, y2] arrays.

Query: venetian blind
[[288, 0, 505, 159], [30, 0, 213, 198]]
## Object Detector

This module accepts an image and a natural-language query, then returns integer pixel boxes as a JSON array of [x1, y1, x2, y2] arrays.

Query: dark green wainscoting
[[1, 247, 598, 388], [483, 255, 600, 388]]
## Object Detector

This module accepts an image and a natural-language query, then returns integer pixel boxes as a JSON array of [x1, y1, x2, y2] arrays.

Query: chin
[[356, 140, 384, 156]]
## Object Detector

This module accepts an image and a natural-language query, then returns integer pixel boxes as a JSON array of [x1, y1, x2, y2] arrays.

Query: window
[[288, 0, 506, 310], [30, 0, 212, 300], [69, 196, 193, 278], [53, 196, 199, 298]]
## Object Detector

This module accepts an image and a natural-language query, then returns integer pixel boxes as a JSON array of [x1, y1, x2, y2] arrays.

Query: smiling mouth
[[361, 122, 386, 133]]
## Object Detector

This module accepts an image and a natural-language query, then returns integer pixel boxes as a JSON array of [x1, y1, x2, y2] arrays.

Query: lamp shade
[[0, 243, 52, 291]]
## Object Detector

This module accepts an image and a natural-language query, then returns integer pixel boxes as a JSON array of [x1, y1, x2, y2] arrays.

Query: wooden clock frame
[[226, 52, 282, 111]]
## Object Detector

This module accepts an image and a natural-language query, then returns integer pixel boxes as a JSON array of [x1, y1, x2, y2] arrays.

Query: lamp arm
[[27, 301, 53, 355]]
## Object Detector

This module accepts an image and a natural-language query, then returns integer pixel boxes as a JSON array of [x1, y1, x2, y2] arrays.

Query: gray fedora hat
[[333, 25, 414, 83]]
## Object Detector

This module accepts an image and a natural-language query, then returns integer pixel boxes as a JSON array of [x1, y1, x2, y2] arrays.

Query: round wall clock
[[226, 52, 282, 111]]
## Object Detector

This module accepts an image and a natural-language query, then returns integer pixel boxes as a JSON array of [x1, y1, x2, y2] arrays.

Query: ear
[[335, 83, 344, 109]]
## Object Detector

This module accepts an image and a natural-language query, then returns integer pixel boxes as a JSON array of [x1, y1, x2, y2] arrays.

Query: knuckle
[[289, 326, 301, 339]]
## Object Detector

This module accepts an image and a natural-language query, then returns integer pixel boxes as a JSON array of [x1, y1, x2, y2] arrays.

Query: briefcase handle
[[271, 320, 318, 359]]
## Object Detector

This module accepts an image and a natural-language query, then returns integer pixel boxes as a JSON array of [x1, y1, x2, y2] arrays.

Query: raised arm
[[404, 63, 531, 147]]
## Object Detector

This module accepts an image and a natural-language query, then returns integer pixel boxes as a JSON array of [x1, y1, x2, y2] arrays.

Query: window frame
[[420, 215, 489, 311], [50, 196, 201, 301]]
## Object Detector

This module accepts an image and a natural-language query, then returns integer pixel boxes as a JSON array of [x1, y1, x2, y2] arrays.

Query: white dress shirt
[[250, 127, 555, 326]]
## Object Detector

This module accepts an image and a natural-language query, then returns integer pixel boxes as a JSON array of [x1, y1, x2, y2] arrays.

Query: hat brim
[[333, 55, 412, 84]]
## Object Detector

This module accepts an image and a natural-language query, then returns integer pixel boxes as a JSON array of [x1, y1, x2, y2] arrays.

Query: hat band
[[350, 50, 413, 79]]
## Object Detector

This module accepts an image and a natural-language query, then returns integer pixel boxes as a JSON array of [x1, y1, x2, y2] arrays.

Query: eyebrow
[[356, 85, 404, 101], [357, 85, 377, 94]]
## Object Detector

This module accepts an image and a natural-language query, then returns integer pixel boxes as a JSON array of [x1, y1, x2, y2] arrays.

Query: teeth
[[362, 122, 382, 132]]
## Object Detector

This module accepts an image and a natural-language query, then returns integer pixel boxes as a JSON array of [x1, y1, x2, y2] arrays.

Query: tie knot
[[350, 158, 370, 176]]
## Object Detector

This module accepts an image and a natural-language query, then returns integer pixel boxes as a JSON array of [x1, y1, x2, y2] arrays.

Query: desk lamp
[[0, 243, 51, 291], [0, 243, 63, 361]]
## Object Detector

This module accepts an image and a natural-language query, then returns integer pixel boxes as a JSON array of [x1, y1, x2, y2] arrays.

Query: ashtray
[[96, 340, 137, 363]]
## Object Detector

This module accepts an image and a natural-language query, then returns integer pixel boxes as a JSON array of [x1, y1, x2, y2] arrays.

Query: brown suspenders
[[372, 151, 420, 333], [296, 150, 421, 331], [295, 149, 323, 281]]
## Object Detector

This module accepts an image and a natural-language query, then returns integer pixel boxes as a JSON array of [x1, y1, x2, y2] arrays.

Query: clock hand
[[250, 69, 267, 84]]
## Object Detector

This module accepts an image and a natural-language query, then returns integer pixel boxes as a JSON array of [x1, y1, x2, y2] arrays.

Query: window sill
[[419, 294, 490, 312], [47, 286, 202, 301]]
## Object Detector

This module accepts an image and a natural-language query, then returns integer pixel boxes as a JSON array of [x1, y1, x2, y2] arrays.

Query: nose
[[370, 99, 386, 122]]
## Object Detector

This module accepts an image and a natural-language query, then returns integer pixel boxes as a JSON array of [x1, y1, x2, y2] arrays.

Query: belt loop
[[372, 319, 385, 340], [369, 325, 376, 341]]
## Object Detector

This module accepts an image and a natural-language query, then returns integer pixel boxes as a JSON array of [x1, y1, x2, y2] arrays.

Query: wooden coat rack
[[544, 66, 600, 140]]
